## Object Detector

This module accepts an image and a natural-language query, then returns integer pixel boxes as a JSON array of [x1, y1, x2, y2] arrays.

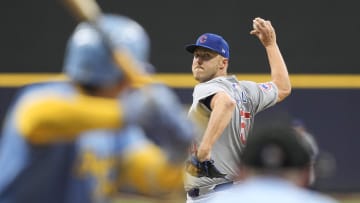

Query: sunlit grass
[[112, 193, 360, 203]]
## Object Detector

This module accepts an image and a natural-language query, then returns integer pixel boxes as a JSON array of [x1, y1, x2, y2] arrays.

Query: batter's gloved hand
[[186, 156, 226, 178]]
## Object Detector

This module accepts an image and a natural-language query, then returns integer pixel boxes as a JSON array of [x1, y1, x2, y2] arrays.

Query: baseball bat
[[62, 0, 153, 86]]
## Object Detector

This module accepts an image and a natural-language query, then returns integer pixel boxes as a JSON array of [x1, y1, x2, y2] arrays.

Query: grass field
[[342, 200, 359, 203], [332, 193, 360, 203], [340, 199, 360, 203], [113, 198, 359, 203], [113, 193, 360, 203]]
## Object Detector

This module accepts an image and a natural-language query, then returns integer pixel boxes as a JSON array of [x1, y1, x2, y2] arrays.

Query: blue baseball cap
[[185, 33, 230, 59]]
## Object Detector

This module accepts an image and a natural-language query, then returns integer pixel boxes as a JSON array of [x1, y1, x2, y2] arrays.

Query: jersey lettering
[[239, 109, 251, 145], [75, 150, 117, 198]]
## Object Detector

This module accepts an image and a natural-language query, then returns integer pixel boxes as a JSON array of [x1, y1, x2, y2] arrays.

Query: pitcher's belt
[[187, 181, 234, 198]]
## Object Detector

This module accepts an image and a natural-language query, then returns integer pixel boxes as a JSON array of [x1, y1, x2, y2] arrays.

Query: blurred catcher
[[292, 119, 319, 186], [208, 124, 339, 203], [0, 14, 194, 203]]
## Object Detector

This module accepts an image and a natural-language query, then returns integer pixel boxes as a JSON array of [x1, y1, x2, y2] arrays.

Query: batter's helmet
[[64, 14, 151, 87]]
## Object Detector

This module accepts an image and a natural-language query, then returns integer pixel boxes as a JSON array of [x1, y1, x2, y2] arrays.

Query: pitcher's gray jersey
[[185, 75, 278, 192]]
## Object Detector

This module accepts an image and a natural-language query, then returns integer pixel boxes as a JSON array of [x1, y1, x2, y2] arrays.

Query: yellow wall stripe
[[0, 74, 67, 87], [0, 73, 359, 89]]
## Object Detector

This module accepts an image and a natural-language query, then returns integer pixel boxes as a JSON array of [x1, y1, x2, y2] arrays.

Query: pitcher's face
[[192, 48, 227, 82]]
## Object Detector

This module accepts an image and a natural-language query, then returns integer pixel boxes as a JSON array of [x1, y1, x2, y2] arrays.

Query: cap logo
[[185, 33, 230, 59], [199, 35, 207, 43]]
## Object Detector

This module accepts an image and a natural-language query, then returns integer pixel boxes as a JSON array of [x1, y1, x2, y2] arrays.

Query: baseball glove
[[185, 156, 226, 178]]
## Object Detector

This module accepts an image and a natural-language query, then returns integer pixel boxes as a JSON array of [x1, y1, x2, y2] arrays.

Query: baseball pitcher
[[184, 17, 291, 202]]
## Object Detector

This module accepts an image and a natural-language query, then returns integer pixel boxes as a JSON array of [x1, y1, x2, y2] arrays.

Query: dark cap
[[241, 125, 310, 170], [185, 33, 230, 58]]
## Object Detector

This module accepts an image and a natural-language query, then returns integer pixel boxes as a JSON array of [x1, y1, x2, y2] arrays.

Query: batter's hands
[[250, 17, 276, 47], [185, 156, 226, 178]]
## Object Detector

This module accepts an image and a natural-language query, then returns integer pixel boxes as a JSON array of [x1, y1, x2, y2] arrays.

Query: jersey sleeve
[[193, 78, 231, 102], [240, 81, 279, 114], [15, 89, 123, 144]]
